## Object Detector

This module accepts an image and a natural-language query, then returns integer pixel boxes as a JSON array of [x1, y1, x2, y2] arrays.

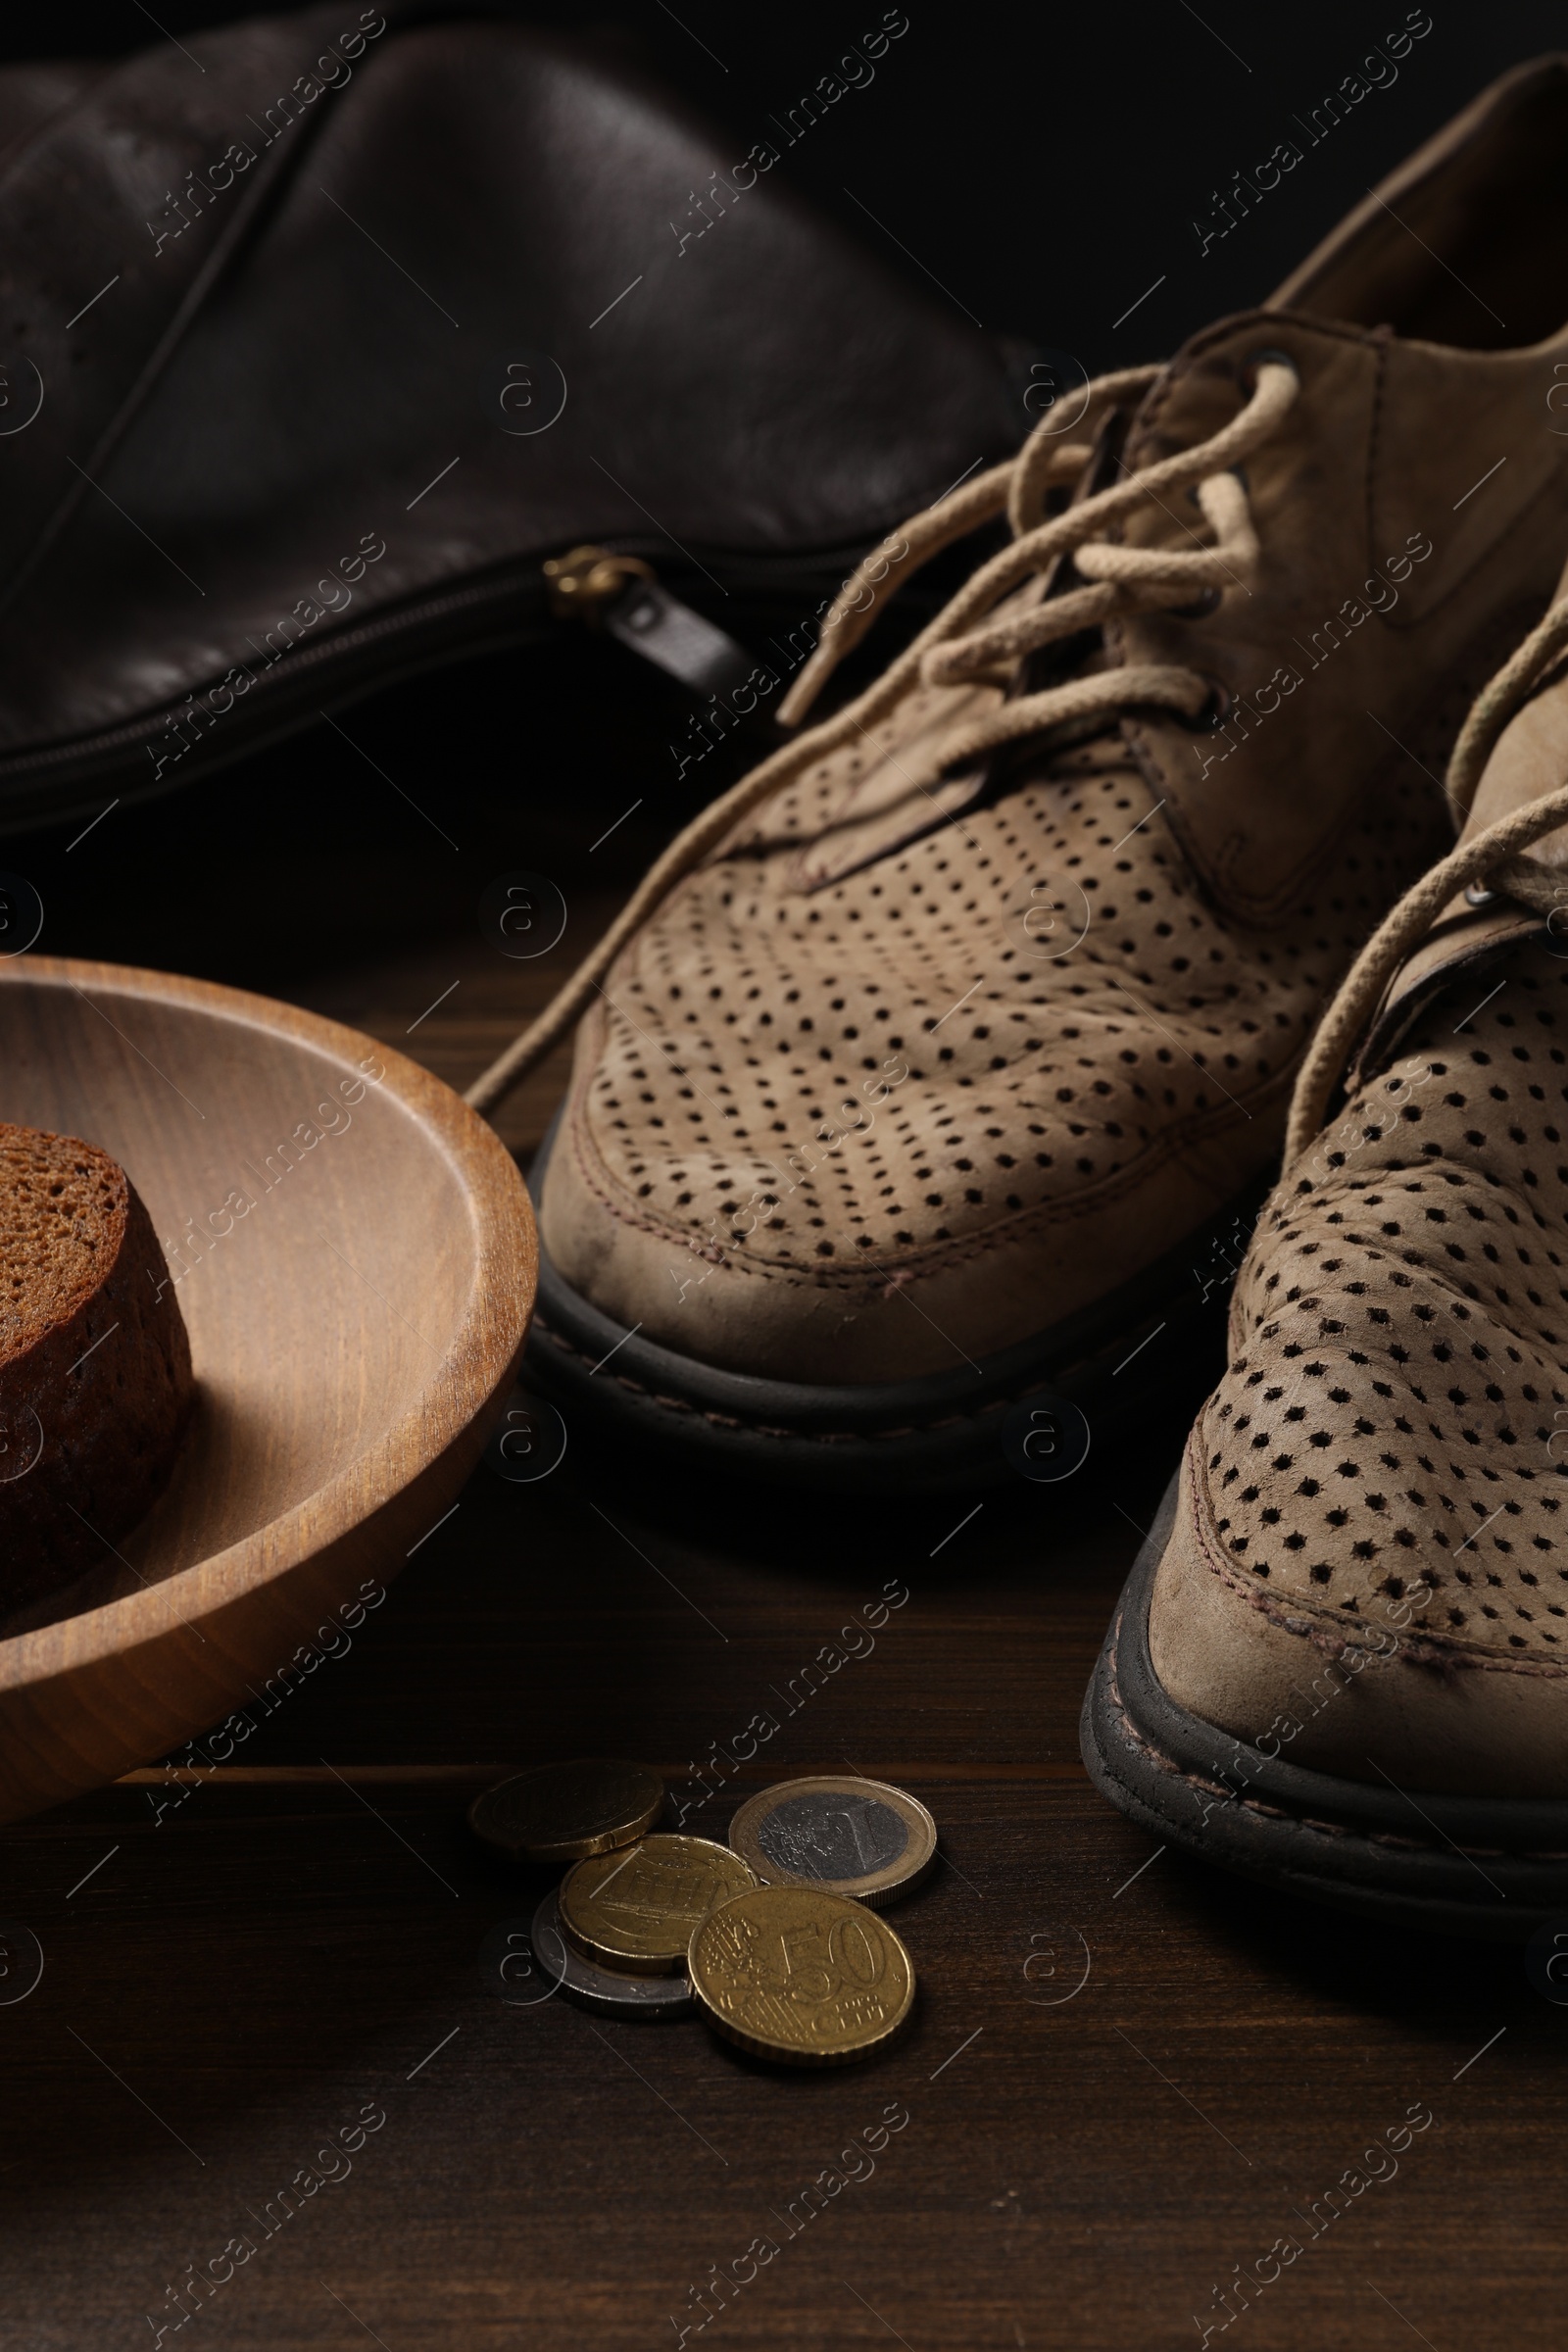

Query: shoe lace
[[1286, 590, 1568, 1162], [467, 357, 1301, 1116]]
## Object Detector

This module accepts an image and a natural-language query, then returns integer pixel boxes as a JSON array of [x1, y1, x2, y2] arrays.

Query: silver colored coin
[[530, 1887, 695, 2020], [729, 1776, 938, 1908]]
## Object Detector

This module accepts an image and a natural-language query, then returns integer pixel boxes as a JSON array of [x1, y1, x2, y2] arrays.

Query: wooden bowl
[[0, 954, 535, 1822]]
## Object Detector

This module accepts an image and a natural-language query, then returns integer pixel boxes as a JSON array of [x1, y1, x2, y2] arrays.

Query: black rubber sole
[[521, 1122, 1265, 1493], [1081, 1473, 1568, 1940]]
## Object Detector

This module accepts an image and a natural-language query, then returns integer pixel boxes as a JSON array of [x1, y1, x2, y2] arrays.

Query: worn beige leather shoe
[[1083, 570, 1568, 1936], [474, 57, 1568, 1490]]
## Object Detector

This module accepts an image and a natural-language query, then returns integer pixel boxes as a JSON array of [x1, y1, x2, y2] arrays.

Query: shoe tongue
[[1460, 651, 1568, 877], [787, 412, 1138, 894], [784, 344, 1317, 897], [1341, 568, 1568, 1092]]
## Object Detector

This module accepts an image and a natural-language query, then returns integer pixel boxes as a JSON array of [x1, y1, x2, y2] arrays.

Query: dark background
[[7, 0, 1565, 373], [7, 0, 1568, 981], [2, 12, 1567, 2352]]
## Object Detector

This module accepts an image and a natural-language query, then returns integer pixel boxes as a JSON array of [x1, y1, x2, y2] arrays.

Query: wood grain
[[0, 718, 1561, 2349], [0, 955, 535, 1820], [0, 1454, 1558, 2352]]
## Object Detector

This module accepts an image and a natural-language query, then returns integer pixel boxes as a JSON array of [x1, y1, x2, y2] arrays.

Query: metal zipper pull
[[543, 544, 760, 701]]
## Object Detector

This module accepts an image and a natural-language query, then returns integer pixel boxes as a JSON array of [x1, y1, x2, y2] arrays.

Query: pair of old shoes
[[472, 57, 1568, 1937]]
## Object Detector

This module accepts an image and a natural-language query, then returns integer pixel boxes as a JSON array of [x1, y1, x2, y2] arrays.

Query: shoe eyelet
[[1242, 346, 1299, 392], [1465, 882, 1495, 907], [1169, 586, 1222, 621], [1160, 677, 1231, 731], [1169, 673, 1232, 731]]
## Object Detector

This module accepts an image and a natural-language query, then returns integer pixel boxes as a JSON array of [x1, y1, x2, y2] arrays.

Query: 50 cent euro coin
[[688, 1885, 915, 2065]]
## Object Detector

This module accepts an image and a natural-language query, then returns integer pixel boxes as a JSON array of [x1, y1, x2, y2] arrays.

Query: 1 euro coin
[[728, 1776, 937, 1907]]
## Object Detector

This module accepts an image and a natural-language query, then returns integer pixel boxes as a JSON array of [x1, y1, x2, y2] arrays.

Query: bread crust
[[0, 1123, 192, 1607]]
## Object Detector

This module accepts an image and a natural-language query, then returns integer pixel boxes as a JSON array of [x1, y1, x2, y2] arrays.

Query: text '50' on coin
[[728, 1777, 937, 1908], [468, 1759, 664, 1863], [560, 1836, 757, 1976], [689, 1886, 915, 2066]]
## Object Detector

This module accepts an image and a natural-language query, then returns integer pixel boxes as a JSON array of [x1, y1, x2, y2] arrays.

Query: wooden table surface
[[3, 646, 1564, 2351]]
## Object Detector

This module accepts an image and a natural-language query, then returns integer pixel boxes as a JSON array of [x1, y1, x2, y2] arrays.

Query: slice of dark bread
[[0, 1122, 193, 1607]]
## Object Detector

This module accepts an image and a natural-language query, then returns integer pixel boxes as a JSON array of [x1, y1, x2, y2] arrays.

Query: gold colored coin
[[559, 1835, 758, 1976], [728, 1776, 938, 1908], [688, 1886, 915, 2065], [467, 1759, 664, 1863]]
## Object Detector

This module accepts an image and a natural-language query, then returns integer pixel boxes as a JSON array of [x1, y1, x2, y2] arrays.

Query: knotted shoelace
[[1286, 591, 1568, 1161], [467, 357, 1301, 1115]]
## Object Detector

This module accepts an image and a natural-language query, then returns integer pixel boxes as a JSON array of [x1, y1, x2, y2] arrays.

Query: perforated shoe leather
[[490, 57, 1568, 1488], [1083, 563, 1568, 1935]]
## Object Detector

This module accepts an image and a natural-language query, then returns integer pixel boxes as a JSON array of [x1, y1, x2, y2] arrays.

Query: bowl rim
[[0, 951, 535, 1687]]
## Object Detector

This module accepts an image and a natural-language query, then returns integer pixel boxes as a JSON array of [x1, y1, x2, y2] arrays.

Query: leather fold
[[0, 6, 1021, 826]]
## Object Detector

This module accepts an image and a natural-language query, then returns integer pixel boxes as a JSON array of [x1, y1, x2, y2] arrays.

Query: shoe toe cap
[[1152, 1160, 1568, 1797]]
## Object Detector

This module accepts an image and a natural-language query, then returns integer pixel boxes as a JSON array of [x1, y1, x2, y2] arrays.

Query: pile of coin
[[469, 1759, 938, 2065]]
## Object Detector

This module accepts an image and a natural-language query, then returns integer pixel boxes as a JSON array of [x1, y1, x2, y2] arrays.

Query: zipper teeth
[[0, 533, 900, 791], [0, 569, 550, 781]]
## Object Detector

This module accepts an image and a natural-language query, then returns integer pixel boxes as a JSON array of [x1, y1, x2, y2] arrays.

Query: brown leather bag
[[0, 3, 1021, 831]]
